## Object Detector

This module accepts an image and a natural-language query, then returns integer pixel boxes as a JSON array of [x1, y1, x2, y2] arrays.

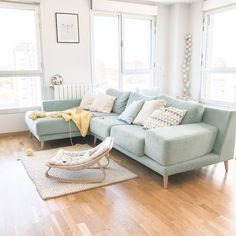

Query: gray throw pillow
[[126, 92, 156, 107], [106, 88, 130, 114], [119, 100, 144, 124]]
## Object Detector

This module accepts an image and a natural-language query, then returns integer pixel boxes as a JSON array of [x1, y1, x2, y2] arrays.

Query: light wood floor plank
[[0, 133, 236, 235]]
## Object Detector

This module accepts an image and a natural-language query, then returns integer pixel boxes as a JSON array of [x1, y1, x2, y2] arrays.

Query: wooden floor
[[1, 132, 236, 236]]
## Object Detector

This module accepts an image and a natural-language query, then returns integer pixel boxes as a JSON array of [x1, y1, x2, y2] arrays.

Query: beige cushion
[[144, 107, 187, 129], [80, 94, 95, 110], [90, 93, 116, 113], [133, 100, 166, 125]]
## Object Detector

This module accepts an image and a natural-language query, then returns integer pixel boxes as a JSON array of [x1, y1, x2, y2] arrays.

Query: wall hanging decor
[[182, 34, 192, 100], [50, 74, 64, 88], [55, 13, 80, 43]]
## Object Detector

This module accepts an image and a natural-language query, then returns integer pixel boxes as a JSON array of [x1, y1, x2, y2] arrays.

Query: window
[[0, 3, 42, 109], [92, 12, 155, 92], [93, 14, 119, 91], [201, 7, 236, 106]]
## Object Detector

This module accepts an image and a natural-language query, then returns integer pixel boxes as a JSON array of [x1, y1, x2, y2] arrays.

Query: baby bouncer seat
[[45, 137, 114, 183]]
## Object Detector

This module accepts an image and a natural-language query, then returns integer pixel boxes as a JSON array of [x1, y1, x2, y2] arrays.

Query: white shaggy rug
[[20, 145, 137, 200]]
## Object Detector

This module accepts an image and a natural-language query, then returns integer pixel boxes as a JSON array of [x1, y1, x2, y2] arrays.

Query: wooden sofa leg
[[93, 136, 97, 146], [224, 160, 228, 172], [163, 176, 168, 189], [40, 141, 44, 150]]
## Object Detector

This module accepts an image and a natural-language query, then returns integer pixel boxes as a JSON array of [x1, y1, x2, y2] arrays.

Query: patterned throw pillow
[[144, 107, 187, 129]]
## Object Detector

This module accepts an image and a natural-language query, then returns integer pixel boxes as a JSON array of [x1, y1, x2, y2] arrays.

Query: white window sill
[[0, 106, 41, 115], [200, 98, 236, 110]]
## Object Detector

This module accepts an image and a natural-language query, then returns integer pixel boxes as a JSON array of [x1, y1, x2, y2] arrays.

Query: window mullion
[[119, 13, 124, 90]]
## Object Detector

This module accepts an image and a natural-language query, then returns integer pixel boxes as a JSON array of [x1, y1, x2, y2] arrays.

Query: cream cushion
[[90, 94, 116, 113], [133, 100, 166, 125], [80, 94, 95, 110]]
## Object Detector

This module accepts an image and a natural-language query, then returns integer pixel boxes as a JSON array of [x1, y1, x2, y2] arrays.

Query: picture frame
[[55, 13, 80, 43]]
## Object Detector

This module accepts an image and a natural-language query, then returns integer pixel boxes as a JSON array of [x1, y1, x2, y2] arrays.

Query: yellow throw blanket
[[29, 107, 91, 137]]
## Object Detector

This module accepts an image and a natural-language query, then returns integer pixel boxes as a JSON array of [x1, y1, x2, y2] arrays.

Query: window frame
[[0, 2, 43, 112], [200, 5, 236, 108], [90, 10, 157, 91]]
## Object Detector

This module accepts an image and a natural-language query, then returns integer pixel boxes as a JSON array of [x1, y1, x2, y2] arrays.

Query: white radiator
[[54, 84, 92, 100]]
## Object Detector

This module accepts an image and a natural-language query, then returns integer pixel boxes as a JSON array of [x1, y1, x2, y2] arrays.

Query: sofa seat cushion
[[145, 123, 218, 166], [91, 112, 117, 117], [90, 116, 126, 139], [25, 111, 79, 136], [42, 99, 81, 112], [111, 125, 146, 157]]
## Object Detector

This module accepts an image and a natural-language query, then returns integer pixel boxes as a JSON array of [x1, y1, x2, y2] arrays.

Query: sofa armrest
[[203, 107, 236, 161], [42, 99, 81, 112], [144, 123, 218, 166]]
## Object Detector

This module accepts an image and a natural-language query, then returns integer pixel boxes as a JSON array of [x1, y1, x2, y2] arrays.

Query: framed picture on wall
[[55, 13, 80, 43]]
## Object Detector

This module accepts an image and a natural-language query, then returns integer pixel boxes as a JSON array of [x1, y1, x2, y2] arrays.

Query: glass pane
[[123, 18, 152, 71], [203, 73, 236, 103], [206, 9, 236, 68], [122, 74, 152, 91], [0, 77, 41, 108], [93, 15, 119, 92], [0, 6, 39, 71]]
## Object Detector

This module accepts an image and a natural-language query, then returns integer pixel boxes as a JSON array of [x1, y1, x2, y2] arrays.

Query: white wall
[[156, 5, 169, 93], [0, 113, 27, 133], [41, 0, 92, 99], [0, 0, 92, 134], [167, 3, 189, 97], [159, 1, 203, 100], [189, 1, 203, 100]]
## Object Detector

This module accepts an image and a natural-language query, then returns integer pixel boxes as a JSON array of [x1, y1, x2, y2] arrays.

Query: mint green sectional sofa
[[25, 89, 236, 188]]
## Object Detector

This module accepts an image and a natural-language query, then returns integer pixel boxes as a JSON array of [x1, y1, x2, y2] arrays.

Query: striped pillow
[[144, 107, 187, 129]]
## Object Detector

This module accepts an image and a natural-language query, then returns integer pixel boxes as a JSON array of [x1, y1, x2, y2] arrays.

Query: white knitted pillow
[[133, 100, 166, 125], [80, 94, 95, 110], [144, 107, 187, 129]]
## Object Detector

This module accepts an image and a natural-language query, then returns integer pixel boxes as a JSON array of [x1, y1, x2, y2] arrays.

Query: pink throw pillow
[[90, 94, 116, 113]]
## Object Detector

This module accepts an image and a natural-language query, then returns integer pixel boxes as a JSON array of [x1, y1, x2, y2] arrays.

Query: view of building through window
[[93, 13, 155, 92], [0, 4, 41, 109], [202, 8, 236, 104]]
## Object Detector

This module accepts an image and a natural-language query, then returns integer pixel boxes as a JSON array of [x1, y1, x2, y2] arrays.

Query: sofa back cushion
[[90, 94, 116, 113], [42, 99, 81, 112], [106, 88, 130, 114], [202, 107, 236, 160], [158, 95, 205, 124], [126, 92, 156, 107]]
